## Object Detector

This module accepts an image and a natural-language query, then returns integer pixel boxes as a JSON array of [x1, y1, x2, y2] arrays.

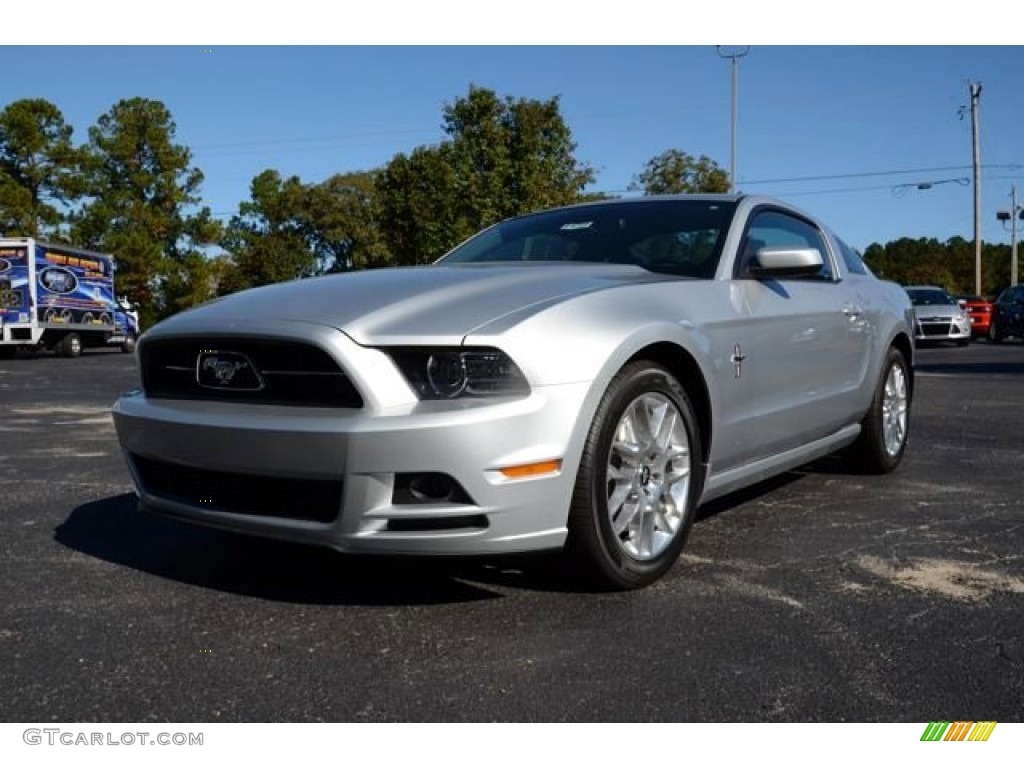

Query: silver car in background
[[113, 195, 915, 589], [905, 285, 971, 346]]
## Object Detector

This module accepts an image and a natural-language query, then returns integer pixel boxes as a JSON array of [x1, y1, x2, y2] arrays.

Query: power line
[[198, 138, 442, 159], [188, 107, 721, 156], [193, 127, 443, 151], [775, 183, 923, 197], [741, 163, 1023, 186]]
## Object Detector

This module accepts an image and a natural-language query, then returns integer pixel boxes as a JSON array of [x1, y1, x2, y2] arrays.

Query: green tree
[[0, 99, 83, 238], [72, 98, 220, 325], [378, 85, 595, 265], [219, 170, 312, 293], [376, 144, 463, 265], [306, 171, 391, 272], [863, 237, 953, 287], [981, 242, 1011, 297], [220, 169, 392, 293], [630, 149, 730, 195], [862, 236, 1011, 297]]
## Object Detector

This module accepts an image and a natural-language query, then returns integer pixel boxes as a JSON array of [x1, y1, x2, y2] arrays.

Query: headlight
[[388, 347, 530, 400]]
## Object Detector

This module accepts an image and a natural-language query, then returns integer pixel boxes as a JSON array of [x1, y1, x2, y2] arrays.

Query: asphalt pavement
[[1, 340, 1022, 722]]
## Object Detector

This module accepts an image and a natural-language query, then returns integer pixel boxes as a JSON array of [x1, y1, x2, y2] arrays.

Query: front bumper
[[968, 314, 991, 335], [113, 380, 590, 556], [912, 316, 971, 342]]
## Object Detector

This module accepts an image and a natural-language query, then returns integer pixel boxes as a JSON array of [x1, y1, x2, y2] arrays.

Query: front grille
[[920, 322, 953, 337], [141, 336, 363, 408], [132, 453, 342, 523]]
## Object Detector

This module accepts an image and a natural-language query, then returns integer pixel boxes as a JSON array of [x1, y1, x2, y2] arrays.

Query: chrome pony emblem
[[196, 351, 264, 390]]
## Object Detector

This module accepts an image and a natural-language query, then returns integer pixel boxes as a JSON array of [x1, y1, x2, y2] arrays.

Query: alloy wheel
[[605, 392, 691, 560], [881, 363, 908, 457]]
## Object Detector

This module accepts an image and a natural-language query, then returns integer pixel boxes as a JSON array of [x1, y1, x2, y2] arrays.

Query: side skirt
[[700, 423, 861, 505]]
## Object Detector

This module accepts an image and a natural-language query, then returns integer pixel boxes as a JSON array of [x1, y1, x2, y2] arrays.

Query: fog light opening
[[409, 473, 455, 502], [393, 473, 473, 505]]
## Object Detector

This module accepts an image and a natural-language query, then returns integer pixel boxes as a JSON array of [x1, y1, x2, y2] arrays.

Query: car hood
[[911, 305, 961, 319], [150, 263, 664, 345]]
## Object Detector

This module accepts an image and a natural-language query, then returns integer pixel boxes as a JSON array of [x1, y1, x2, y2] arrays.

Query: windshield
[[438, 199, 738, 278], [906, 288, 955, 307]]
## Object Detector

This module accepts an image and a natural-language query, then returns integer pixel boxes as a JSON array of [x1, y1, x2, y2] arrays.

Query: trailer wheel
[[57, 332, 82, 358]]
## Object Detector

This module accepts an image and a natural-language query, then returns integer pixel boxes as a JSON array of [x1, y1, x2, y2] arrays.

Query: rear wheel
[[57, 332, 82, 358], [567, 361, 704, 590], [846, 347, 910, 474]]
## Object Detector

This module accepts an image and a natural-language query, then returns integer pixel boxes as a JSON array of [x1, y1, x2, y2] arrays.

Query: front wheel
[[845, 347, 910, 474], [567, 362, 704, 590], [988, 321, 1003, 343]]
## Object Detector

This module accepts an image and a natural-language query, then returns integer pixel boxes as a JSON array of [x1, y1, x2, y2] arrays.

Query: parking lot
[[1, 341, 1022, 722]]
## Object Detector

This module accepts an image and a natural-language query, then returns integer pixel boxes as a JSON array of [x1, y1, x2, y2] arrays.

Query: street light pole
[[996, 185, 1020, 288], [717, 46, 750, 194], [1007, 185, 1015, 286]]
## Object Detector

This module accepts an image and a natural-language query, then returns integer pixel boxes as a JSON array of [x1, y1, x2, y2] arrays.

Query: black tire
[[988, 320, 1003, 343], [57, 332, 82, 358], [845, 347, 910, 474], [0, 345, 16, 360], [121, 336, 137, 354], [956, 339, 969, 347], [566, 361, 705, 590]]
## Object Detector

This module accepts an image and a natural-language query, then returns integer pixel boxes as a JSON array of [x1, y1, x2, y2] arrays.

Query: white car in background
[[905, 286, 971, 346]]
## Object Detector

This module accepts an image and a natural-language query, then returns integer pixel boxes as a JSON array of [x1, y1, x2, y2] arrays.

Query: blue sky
[[3, 45, 1023, 251]]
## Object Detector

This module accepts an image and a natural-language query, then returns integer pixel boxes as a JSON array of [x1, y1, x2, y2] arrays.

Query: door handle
[[843, 303, 864, 318]]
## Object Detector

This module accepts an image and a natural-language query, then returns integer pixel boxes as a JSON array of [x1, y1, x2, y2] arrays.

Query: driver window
[[738, 210, 835, 281]]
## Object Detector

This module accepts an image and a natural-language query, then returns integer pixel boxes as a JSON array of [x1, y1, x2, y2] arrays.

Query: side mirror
[[749, 246, 824, 278], [957, 299, 968, 309]]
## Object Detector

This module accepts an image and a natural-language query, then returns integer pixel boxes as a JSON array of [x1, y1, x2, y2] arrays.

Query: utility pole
[[969, 81, 983, 295], [717, 46, 750, 193]]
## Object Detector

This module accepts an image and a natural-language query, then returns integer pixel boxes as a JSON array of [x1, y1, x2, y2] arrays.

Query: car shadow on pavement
[[55, 493, 515, 606], [694, 471, 804, 522], [55, 463, 850, 601]]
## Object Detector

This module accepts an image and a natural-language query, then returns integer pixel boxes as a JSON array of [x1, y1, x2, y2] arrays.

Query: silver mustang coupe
[[113, 195, 915, 589]]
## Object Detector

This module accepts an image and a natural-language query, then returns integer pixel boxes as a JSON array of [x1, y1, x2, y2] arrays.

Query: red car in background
[[956, 294, 993, 338]]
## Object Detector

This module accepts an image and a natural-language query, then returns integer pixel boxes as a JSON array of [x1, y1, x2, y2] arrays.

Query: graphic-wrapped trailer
[[0, 238, 125, 358]]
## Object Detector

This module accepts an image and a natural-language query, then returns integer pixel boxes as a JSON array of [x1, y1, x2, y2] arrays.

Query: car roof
[[499, 193, 823, 226]]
